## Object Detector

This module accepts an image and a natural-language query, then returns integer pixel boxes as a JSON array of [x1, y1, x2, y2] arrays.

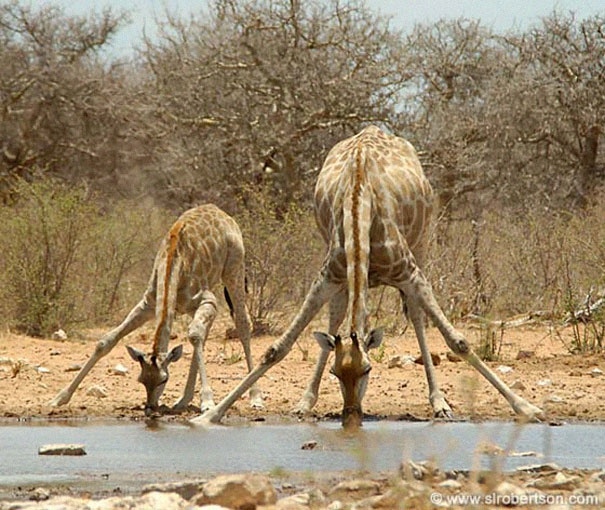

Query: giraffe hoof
[[434, 408, 455, 420], [515, 402, 545, 423], [49, 393, 69, 407], [200, 401, 216, 413]]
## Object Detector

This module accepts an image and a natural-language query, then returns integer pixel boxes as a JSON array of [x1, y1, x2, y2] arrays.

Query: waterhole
[[0, 420, 603, 490]]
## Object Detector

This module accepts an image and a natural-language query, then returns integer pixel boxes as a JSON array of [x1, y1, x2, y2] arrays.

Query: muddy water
[[0, 420, 603, 490]]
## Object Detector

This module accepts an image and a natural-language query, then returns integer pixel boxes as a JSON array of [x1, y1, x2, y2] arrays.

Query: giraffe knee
[[447, 334, 470, 356], [261, 344, 288, 366]]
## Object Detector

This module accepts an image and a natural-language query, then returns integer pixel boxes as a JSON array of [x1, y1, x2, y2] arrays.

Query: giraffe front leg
[[294, 286, 346, 415], [49, 296, 154, 406], [192, 273, 340, 426], [179, 291, 217, 413]]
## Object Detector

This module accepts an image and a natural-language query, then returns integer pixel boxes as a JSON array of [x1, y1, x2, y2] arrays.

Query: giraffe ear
[[313, 332, 339, 351], [365, 328, 384, 350], [166, 344, 183, 363], [126, 345, 146, 364]]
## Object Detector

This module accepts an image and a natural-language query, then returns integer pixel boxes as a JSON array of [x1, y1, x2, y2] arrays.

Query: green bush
[[0, 181, 166, 336]]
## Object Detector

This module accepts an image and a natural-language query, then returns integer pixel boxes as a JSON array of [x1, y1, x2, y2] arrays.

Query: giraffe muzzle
[[342, 405, 363, 428]]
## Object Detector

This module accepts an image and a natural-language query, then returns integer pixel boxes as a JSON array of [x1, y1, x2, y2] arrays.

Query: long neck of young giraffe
[[343, 141, 372, 339], [152, 219, 184, 356]]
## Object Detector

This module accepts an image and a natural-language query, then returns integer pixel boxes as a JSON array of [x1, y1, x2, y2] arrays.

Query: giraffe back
[[314, 125, 434, 286], [151, 204, 244, 354]]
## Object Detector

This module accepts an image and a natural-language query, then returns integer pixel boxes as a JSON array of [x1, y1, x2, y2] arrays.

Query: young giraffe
[[192, 126, 544, 428], [49, 204, 263, 416]]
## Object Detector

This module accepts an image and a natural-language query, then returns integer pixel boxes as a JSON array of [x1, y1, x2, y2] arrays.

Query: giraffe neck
[[344, 141, 371, 338], [152, 219, 184, 356]]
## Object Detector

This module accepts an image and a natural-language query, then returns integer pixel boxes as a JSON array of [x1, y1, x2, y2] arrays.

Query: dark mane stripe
[[153, 219, 184, 355], [350, 141, 364, 335]]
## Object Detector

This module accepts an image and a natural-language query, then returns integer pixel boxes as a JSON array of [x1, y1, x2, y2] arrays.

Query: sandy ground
[[1, 316, 604, 423]]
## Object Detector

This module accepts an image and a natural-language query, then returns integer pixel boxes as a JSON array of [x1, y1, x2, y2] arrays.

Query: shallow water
[[0, 420, 603, 488]]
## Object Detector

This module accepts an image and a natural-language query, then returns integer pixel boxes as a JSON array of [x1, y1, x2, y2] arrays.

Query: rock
[[446, 351, 463, 362], [589, 470, 605, 482], [516, 462, 560, 473], [515, 350, 534, 360], [413, 352, 441, 366], [438, 479, 462, 490], [546, 395, 565, 403], [66, 364, 82, 372], [29, 487, 50, 501], [110, 363, 129, 376], [36, 366, 50, 374], [493, 481, 529, 505], [192, 473, 277, 509], [142, 479, 206, 500], [387, 355, 402, 368], [329, 479, 381, 500], [87, 385, 108, 398], [38, 444, 87, 456], [509, 451, 540, 458], [399, 459, 440, 481], [510, 380, 526, 390], [530, 471, 581, 490], [496, 365, 513, 374], [537, 378, 552, 386], [301, 440, 318, 450], [51, 329, 68, 340], [276, 492, 311, 509], [590, 367, 603, 377]]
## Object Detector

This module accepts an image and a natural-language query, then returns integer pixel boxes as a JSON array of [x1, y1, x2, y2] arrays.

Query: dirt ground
[[1, 316, 604, 423]]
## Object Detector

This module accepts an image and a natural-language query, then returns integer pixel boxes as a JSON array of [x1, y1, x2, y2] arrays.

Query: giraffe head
[[126, 344, 183, 416], [314, 329, 383, 428]]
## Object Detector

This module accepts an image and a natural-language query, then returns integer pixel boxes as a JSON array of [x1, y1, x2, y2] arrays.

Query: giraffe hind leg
[[224, 273, 264, 409]]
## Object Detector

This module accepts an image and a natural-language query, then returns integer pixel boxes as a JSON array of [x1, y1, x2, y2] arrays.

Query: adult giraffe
[[50, 204, 262, 416], [193, 126, 543, 427]]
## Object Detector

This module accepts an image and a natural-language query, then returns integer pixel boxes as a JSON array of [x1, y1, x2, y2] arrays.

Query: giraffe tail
[[343, 141, 372, 337], [152, 219, 185, 356]]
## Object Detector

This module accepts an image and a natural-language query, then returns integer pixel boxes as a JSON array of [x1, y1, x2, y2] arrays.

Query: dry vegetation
[[0, 0, 603, 353]]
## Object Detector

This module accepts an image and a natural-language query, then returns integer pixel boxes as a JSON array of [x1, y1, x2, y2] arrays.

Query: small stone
[[87, 385, 108, 398], [497, 365, 513, 374], [537, 378, 552, 386], [329, 479, 381, 499], [301, 440, 318, 450], [111, 363, 129, 376], [438, 479, 462, 490], [546, 395, 565, 403], [414, 352, 441, 366], [193, 473, 277, 508], [516, 462, 560, 473], [66, 364, 82, 372], [510, 380, 526, 390], [515, 350, 534, 360], [509, 451, 540, 458], [36, 366, 50, 374], [51, 329, 68, 340], [387, 355, 402, 368], [29, 487, 50, 501], [590, 367, 603, 377], [38, 444, 87, 456], [142, 479, 206, 500], [446, 351, 463, 362]]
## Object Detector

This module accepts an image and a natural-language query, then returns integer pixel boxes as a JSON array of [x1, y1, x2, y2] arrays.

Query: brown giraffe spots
[[50, 204, 263, 416], [194, 125, 544, 428]]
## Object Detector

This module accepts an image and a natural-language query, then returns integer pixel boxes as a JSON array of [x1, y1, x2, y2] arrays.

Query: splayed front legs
[[49, 296, 155, 407], [192, 271, 340, 425]]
